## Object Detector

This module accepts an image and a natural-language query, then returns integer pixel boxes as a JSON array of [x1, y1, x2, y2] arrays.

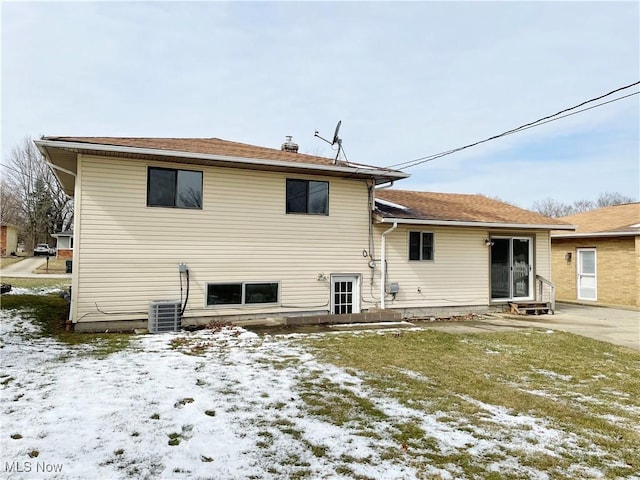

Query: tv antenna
[[314, 120, 343, 164]]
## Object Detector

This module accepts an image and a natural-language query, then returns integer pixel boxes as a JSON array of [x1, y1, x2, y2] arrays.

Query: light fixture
[[565, 252, 572, 262], [485, 238, 494, 246]]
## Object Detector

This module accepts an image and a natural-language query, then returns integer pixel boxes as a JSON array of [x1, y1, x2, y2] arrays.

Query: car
[[34, 244, 55, 256]]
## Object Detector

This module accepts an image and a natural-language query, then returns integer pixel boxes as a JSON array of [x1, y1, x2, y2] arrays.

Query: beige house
[[51, 231, 74, 259], [374, 190, 573, 315], [36, 136, 572, 331], [551, 203, 640, 308], [1, 224, 18, 257]]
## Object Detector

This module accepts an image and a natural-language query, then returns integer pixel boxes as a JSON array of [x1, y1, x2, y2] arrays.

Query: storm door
[[577, 248, 597, 301]]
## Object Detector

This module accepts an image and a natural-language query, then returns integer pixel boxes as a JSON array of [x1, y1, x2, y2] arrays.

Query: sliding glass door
[[490, 237, 533, 301]]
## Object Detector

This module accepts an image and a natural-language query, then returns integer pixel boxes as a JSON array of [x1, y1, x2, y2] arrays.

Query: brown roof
[[376, 190, 573, 228], [43, 136, 391, 171], [555, 203, 640, 235]]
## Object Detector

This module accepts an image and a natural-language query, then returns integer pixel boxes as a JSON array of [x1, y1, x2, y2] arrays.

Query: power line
[[388, 81, 640, 170]]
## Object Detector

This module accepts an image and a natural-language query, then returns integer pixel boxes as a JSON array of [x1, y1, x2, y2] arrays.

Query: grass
[[1, 293, 130, 357], [0, 257, 23, 269], [34, 258, 68, 274], [299, 328, 640, 478], [4, 301, 639, 477]]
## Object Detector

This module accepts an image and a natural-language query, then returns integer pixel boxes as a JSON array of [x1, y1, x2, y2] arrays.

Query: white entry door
[[577, 249, 597, 301], [331, 275, 360, 314]]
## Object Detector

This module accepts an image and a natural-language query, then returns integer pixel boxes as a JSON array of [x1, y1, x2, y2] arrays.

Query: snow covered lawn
[[1, 306, 639, 479]]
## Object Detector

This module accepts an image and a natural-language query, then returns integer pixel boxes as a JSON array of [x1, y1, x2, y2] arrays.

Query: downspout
[[375, 180, 395, 190], [380, 222, 397, 309]]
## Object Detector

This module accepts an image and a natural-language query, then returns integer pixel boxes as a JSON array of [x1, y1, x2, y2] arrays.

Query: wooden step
[[509, 302, 551, 315]]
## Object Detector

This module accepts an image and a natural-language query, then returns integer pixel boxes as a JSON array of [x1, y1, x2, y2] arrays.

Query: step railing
[[536, 275, 556, 314]]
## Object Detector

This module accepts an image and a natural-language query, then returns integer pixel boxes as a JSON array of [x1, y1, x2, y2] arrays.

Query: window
[[147, 167, 203, 208], [409, 231, 434, 261], [286, 179, 328, 215], [207, 282, 279, 306]]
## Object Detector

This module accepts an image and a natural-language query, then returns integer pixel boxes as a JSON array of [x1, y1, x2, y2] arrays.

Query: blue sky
[[2, 1, 638, 208]]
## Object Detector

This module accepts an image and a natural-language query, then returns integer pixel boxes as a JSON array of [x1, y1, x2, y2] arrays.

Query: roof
[[551, 203, 640, 238], [44, 136, 356, 168], [375, 190, 574, 230], [35, 136, 408, 196]]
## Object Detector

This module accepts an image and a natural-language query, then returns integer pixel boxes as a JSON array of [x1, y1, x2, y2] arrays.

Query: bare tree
[[530, 198, 573, 218], [531, 192, 636, 218], [570, 199, 595, 214], [4, 137, 73, 251], [595, 191, 635, 208], [0, 178, 22, 225]]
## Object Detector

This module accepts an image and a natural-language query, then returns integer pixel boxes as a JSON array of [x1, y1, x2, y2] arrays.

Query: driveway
[[428, 303, 640, 351]]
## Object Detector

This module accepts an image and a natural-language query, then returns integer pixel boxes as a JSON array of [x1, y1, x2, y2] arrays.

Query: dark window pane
[[148, 168, 176, 206], [245, 283, 278, 304], [409, 232, 421, 260], [207, 284, 242, 305], [422, 233, 434, 260], [490, 239, 511, 299], [286, 180, 307, 213], [308, 181, 328, 215], [176, 170, 202, 208]]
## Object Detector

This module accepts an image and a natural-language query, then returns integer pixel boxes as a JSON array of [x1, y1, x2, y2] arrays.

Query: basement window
[[286, 179, 329, 215], [207, 282, 279, 306], [147, 167, 203, 209], [409, 231, 434, 261]]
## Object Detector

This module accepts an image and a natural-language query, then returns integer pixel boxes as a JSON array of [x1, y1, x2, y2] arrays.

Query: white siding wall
[[535, 230, 551, 280], [373, 225, 552, 308], [73, 155, 374, 324], [374, 225, 489, 307]]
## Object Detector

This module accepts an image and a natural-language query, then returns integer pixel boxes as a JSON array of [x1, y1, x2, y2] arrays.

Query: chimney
[[281, 135, 299, 153]]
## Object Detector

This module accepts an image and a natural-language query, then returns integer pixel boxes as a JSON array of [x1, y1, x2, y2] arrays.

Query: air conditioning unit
[[148, 300, 182, 333]]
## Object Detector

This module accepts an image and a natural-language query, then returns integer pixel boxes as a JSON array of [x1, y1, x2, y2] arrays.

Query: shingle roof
[[43, 136, 391, 171], [375, 190, 573, 228], [554, 203, 640, 235]]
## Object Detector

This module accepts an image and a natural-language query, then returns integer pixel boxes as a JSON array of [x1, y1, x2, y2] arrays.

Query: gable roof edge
[[376, 215, 576, 230], [35, 139, 409, 183], [551, 231, 639, 238]]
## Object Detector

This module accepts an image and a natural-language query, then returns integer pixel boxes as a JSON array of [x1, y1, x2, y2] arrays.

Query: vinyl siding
[[536, 230, 551, 280], [374, 225, 551, 308], [73, 155, 373, 323]]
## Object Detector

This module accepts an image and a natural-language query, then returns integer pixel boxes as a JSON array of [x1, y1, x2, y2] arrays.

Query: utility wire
[[388, 81, 640, 170], [393, 91, 639, 170]]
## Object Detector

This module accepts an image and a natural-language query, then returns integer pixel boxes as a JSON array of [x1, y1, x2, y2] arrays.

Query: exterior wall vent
[[281, 135, 299, 153], [148, 300, 182, 333]]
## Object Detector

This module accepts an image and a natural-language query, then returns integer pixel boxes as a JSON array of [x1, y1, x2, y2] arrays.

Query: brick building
[[551, 203, 640, 308]]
